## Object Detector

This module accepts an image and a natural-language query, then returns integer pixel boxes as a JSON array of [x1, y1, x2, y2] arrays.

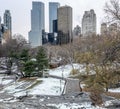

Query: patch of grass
[[18, 77, 38, 82], [26, 80, 43, 90], [70, 69, 79, 75]]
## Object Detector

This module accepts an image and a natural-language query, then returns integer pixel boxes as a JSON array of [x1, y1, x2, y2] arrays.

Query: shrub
[[70, 69, 79, 75]]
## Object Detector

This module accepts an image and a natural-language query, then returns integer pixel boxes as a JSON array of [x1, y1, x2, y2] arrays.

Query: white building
[[82, 9, 96, 37], [29, 2, 45, 47]]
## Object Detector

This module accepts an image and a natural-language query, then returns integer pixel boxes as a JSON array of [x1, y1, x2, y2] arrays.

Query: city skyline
[[0, 0, 109, 40]]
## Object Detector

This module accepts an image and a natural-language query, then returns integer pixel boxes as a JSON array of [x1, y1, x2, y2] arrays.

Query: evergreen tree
[[19, 49, 30, 77], [36, 47, 48, 77], [19, 49, 29, 62], [23, 60, 35, 77], [14, 48, 35, 77]]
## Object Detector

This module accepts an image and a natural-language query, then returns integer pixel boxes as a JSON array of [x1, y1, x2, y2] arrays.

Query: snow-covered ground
[[109, 88, 120, 93], [0, 63, 120, 97], [46, 103, 105, 109], [29, 78, 65, 96], [0, 64, 81, 97], [0, 64, 120, 109], [0, 74, 14, 86], [49, 64, 83, 77]]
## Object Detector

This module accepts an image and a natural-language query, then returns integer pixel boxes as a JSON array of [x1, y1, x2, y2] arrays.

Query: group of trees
[[73, 0, 120, 95], [0, 35, 48, 78], [77, 36, 120, 91]]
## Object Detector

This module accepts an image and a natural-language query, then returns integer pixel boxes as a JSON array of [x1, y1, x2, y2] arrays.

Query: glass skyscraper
[[0, 17, 1, 29], [0, 17, 2, 43], [4, 10, 12, 37], [29, 1, 45, 47], [49, 2, 60, 33], [58, 6, 73, 44]]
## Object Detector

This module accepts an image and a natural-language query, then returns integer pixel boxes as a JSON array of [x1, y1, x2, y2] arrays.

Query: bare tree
[[104, 0, 120, 24], [0, 34, 30, 77]]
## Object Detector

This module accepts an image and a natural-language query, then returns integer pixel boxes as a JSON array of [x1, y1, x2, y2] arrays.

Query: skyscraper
[[29, 1, 45, 47], [4, 10, 12, 37], [108, 23, 118, 36], [101, 23, 108, 36], [0, 17, 2, 43], [0, 17, 1, 29], [58, 6, 73, 45], [82, 9, 96, 37], [49, 2, 60, 33]]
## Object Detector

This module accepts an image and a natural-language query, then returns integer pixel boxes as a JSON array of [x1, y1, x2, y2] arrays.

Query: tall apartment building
[[57, 6, 73, 45], [82, 9, 96, 37], [29, 2, 45, 47], [108, 23, 118, 36], [49, 2, 60, 33], [101, 23, 108, 36], [4, 10, 12, 37]]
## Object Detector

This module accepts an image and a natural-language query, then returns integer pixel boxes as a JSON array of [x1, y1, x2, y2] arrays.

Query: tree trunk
[[106, 87, 108, 92]]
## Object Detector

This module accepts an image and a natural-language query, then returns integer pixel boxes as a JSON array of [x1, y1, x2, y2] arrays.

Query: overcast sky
[[0, 0, 109, 39]]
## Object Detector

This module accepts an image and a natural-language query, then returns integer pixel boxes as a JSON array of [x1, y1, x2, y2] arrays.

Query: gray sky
[[0, 0, 109, 39]]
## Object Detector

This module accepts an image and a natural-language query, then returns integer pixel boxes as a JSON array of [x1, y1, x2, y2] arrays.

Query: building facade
[[108, 23, 118, 36], [58, 6, 73, 45], [4, 10, 12, 37], [0, 17, 2, 43], [0, 16, 10, 44], [49, 2, 60, 33], [82, 9, 96, 37], [29, 2, 45, 47], [101, 23, 108, 36], [53, 19, 58, 33], [0, 17, 1, 29]]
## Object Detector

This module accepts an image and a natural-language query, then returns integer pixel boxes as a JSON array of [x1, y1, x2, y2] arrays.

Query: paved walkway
[[47, 74, 82, 94]]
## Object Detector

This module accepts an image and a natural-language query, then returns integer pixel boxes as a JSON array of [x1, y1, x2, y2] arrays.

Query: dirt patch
[[26, 80, 42, 90], [18, 77, 38, 81]]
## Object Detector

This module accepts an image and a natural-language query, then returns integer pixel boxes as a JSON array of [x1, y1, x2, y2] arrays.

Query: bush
[[36, 47, 49, 77], [23, 60, 35, 77], [70, 69, 79, 75]]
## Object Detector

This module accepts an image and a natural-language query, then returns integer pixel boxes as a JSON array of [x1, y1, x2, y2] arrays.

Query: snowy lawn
[[0, 63, 120, 97], [29, 78, 65, 95], [0, 64, 82, 96], [29, 64, 85, 95], [108, 88, 120, 93]]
